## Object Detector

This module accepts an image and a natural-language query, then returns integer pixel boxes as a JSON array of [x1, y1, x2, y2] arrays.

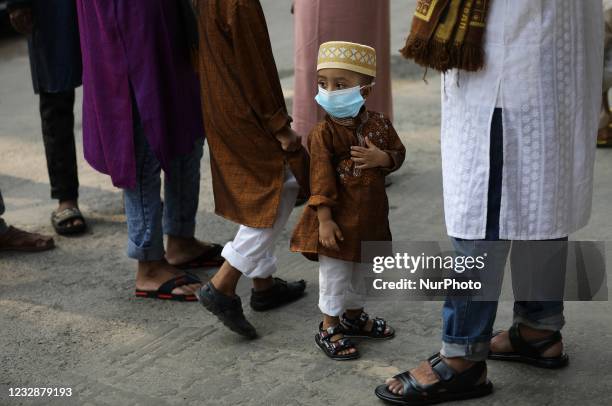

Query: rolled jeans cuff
[[221, 242, 277, 279], [163, 218, 196, 238], [513, 313, 565, 332], [441, 336, 491, 362], [127, 237, 165, 262]]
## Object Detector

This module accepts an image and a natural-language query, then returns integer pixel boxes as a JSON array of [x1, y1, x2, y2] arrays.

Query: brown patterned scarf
[[400, 0, 491, 72]]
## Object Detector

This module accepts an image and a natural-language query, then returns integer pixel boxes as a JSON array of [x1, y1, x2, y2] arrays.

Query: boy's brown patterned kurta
[[291, 110, 405, 263], [196, 0, 309, 228]]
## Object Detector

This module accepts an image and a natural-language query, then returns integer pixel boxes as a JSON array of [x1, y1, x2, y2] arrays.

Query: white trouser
[[318, 255, 368, 317], [221, 167, 300, 279]]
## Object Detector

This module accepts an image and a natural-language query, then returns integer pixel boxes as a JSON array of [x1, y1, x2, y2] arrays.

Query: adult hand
[[275, 127, 301, 152], [9, 8, 34, 35], [319, 219, 344, 251], [351, 138, 392, 169]]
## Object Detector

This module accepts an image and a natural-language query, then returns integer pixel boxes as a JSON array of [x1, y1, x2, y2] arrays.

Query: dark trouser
[[39, 90, 79, 201], [440, 109, 566, 361]]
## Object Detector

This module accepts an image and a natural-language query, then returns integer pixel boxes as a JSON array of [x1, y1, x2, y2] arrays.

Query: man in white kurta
[[381, 0, 603, 402]]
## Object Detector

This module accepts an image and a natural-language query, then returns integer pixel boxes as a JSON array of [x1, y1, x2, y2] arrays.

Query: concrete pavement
[[1, 2, 612, 405]]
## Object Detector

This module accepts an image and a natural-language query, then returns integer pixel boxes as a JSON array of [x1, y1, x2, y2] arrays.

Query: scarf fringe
[[401, 34, 485, 73]]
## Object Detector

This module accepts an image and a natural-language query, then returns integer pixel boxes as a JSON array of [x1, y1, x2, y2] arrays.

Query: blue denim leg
[[513, 301, 565, 331], [0, 189, 7, 235], [441, 108, 506, 361], [123, 105, 165, 261], [511, 237, 567, 331], [441, 239, 510, 361], [162, 138, 204, 237], [441, 108, 567, 360]]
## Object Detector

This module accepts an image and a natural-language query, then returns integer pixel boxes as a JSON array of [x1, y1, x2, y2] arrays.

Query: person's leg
[[319, 255, 353, 323], [318, 255, 357, 357], [490, 237, 568, 359], [39, 90, 84, 230], [440, 107, 507, 369], [343, 261, 394, 336], [211, 167, 301, 295], [384, 108, 506, 398], [124, 103, 199, 296], [200, 167, 305, 336], [161, 137, 218, 265]]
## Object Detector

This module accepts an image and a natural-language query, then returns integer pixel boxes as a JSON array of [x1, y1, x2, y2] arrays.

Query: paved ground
[[1, 2, 612, 405]]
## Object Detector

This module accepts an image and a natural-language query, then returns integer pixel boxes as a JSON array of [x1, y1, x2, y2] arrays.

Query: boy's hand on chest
[[350, 137, 391, 170]]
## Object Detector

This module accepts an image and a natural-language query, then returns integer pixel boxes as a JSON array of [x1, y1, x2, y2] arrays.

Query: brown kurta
[[197, 0, 309, 228], [291, 110, 405, 263]]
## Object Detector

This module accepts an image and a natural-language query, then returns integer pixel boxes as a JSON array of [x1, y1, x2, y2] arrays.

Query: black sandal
[[173, 242, 224, 269], [135, 273, 201, 302], [488, 323, 569, 369], [198, 282, 257, 339], [340, 311, 395, 339], [250, 277, 306, 311], [315, 323, 360, 361], [51, 207, 87, 236], [375, 353, 493, 405]]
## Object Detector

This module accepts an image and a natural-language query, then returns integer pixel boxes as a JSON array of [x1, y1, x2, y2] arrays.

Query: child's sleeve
[[382, 119, 406, 174], [306, 123, 338, 209], [228, 1, 291, 137]]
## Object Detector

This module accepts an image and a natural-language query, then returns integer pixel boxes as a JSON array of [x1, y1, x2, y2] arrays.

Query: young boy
[[291, 42, 406, 360], [196, 0, 310, 338]]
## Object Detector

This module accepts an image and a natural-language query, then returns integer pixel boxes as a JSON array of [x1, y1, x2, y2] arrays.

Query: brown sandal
[[0, 226, 55, 252]]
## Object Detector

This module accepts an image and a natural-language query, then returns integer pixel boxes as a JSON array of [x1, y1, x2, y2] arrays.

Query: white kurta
[[441, 0, 604, 240]]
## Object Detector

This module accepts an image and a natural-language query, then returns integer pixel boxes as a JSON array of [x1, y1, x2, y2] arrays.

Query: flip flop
[[173, 243, 224, 269], [135, 273, 202, 302], [51, 207, 87, 236]]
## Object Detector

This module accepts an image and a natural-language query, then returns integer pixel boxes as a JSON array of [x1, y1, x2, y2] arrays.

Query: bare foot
[[135, 259, 201, 295], [385, 357, 480, 395], [490, 325, 563, 358], [165, 236, 219, 265]]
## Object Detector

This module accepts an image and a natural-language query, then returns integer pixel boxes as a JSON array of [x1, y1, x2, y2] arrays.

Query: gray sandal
[[51, 207, 87, 235]]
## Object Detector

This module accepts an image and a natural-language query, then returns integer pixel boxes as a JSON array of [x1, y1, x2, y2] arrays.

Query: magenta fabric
[[76, 0, 204, 188]]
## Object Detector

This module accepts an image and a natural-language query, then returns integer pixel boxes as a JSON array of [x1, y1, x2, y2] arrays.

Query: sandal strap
[[370, 317, 387, 337], [341, 312, 388, 337], [392, 354, 487, 398], [508, 323, 562, 359], [157, 274, 201, 295], [53, 207, 84, 224], [318, 323, 356, 356]]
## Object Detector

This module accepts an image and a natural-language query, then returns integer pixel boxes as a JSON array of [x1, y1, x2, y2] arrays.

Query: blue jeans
[[0, 189, 7, 235], [123, 102, 204, 261], [441, 109, 566, 361]]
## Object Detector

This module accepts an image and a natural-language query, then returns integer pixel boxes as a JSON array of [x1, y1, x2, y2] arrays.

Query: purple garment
[[76, 0, 204, 188]]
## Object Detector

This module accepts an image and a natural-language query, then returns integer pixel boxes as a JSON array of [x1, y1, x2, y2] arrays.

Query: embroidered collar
[[329, 108, 369, 128]]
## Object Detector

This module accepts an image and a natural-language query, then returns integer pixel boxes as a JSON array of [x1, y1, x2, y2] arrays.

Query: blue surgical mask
[[315, 85, 366, 118]]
